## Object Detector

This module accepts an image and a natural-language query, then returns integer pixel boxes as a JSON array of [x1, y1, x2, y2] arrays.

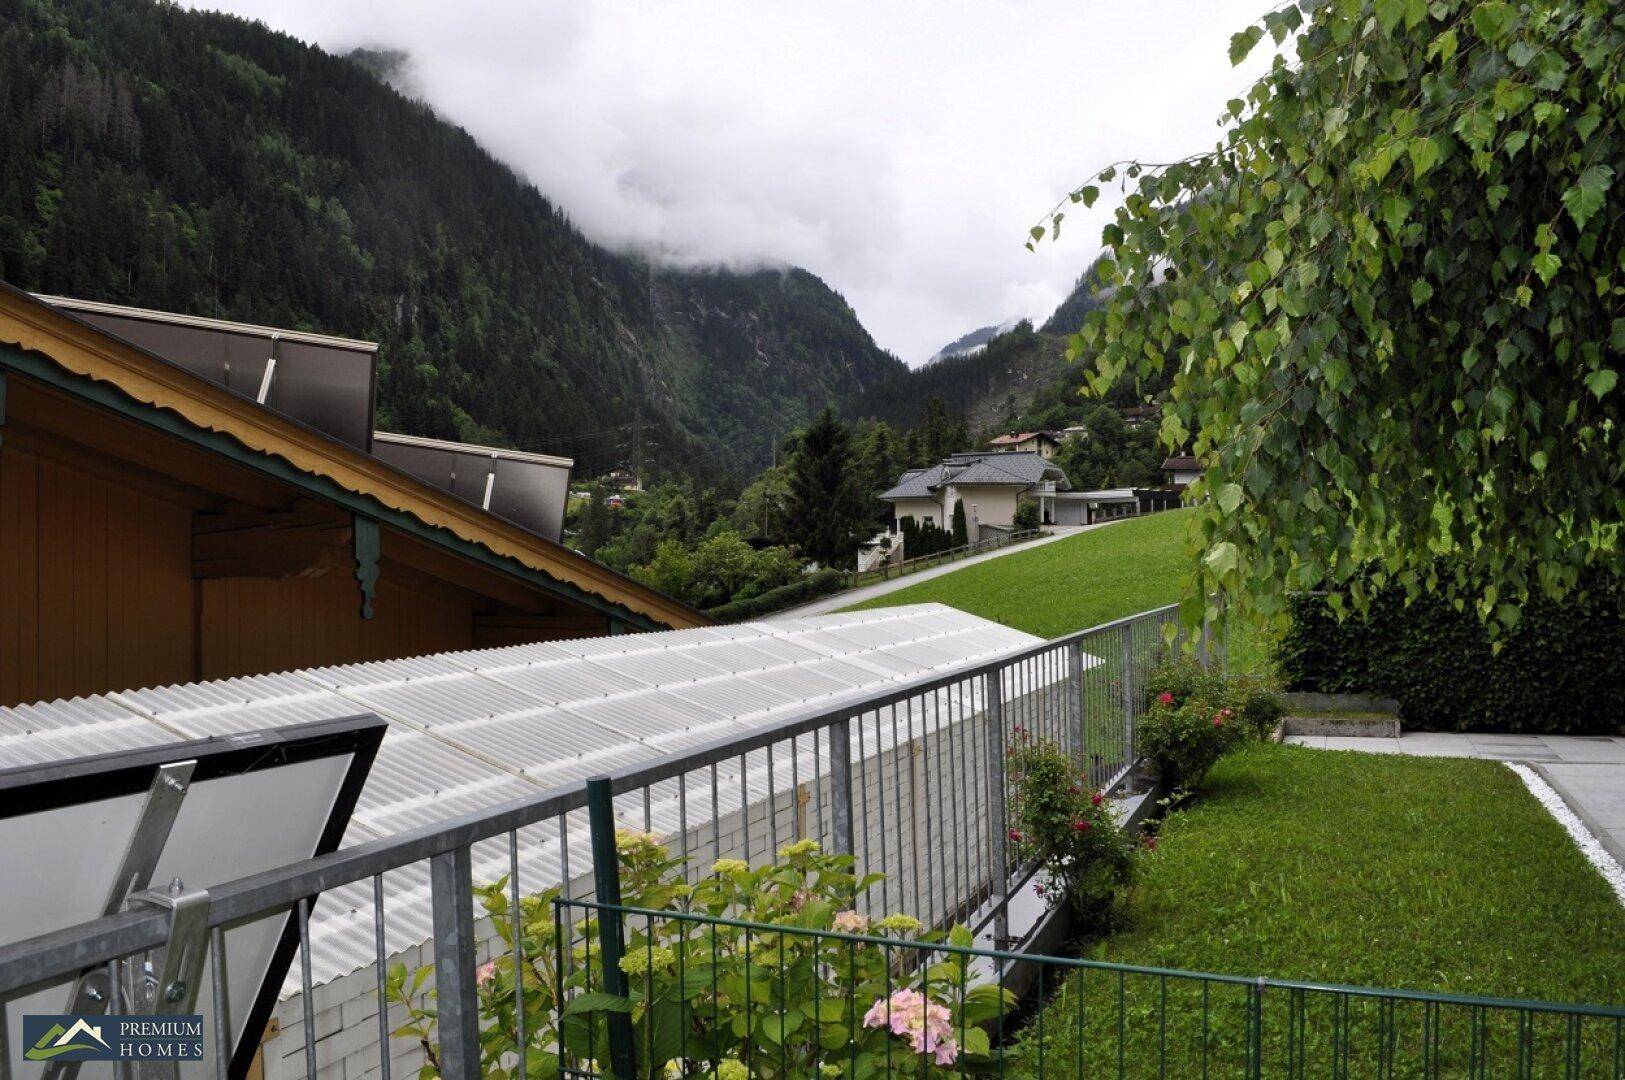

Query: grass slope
[[1022, 743, 1625, 1074], [845, 511, 1195, 638]]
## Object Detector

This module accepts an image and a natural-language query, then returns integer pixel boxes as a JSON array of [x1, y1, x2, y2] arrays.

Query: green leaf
[[1203, 541, 1240, 577], [1078, 185, 1099, 208], [1407, 136, 1441, 176], [1531, 252, 1561, 284], [1215, 482, 1243, 514], [1470, 1, 1515, 41], [1584, 369, 1617, 399], [564, 992, 633, 1016], [1561, 164, 1613, 230], [1410, 279, 1433, 306], [1229, 25, 1263, 66]]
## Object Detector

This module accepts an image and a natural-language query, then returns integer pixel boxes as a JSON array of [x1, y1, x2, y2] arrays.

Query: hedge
[[1276, 569, 1624, 735], [705, 568, 850, 623]]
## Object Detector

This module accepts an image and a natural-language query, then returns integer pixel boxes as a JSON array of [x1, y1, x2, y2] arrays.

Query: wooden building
[[0, 284, 704, 710]]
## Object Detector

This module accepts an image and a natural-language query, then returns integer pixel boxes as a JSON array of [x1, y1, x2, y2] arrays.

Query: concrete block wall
[[261, 681, 1074, 1078]]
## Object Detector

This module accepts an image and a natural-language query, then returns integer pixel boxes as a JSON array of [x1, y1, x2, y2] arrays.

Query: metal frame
[[0, 715, 386, 1079]]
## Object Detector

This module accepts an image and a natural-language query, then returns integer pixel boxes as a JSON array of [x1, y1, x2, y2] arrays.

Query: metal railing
[[851, 529, 1047, 588], [558, 901, 1625, 1078], [0, 604, 1180, 1080]]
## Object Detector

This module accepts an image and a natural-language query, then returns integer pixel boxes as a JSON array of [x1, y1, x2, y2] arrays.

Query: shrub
[[1277, 568, 1625, 735], [705, 567, 848, 621], [392, 835, 1024, 1078], [1013, 499, 1040, 532], [1007, 735, 1134, 927], [1137, 697, 1242, 790], [1136, 659, 1276, 788], [1145, 659, 1283, 739]]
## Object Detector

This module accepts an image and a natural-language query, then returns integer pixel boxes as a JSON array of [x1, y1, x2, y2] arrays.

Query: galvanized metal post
[[829, 717, 855, 856], [585, 777, 638, 1080], [984, 672, 1009, 948], [1198, 613, 1212, 670], [1120, 630, 1135, 766], [1065, 641, 1085, 769], [428, 846, 479, 1080]]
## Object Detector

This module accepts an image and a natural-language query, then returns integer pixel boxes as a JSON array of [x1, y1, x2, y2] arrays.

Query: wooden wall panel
[[198, 571, 475, 681], [0, 443, 196, 707]]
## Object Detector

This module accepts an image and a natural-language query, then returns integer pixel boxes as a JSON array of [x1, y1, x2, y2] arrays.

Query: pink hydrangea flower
[[475, 961, 497, 987], [863, 988, 959, 1065], [832, 910, 869, 934]]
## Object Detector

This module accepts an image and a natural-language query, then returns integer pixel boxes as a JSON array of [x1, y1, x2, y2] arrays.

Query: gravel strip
[[1506, 762, 1625, 906]]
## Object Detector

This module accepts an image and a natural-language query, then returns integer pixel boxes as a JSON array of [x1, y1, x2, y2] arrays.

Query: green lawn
[[844, 511, 1273, 669], [1019, 743, 1625, 1075], [845, 511, 1196, 638]]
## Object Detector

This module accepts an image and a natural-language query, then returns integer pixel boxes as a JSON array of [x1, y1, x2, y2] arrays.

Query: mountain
[[1040, 255, 1112, 336], [0, 0, 904, 478], [849, 321, 1068, 432], [923, 318, 1020, 365]]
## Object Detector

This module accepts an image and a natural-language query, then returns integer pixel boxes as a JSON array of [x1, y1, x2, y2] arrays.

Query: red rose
[[1212, 715, 1224, 726], [1072, 819, 1090, 833], [1157, 692, 1174, 705], [1009, 829, 1022, 842], [1142, 835, 1159, 851], [1068, 785, 1080, 795], [1091, 791, 1104, 806]]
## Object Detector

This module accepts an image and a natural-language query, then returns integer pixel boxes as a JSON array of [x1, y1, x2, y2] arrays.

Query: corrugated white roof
[[0, 604, 1065, 991]]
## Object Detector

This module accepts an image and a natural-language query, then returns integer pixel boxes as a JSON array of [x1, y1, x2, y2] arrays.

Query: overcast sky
[[190, 1, 1273, 362]]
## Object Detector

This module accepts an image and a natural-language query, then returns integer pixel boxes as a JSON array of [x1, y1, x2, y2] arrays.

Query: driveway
[[776, 524, 1096, 619]]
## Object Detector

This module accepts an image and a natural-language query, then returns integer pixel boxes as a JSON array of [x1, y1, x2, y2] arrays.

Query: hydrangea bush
[[1005, 732, 1134, 928], [392, 832, 1025, 1078]]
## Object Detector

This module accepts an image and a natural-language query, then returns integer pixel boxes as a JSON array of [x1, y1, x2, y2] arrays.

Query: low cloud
[[189, 0, 1273, 361]]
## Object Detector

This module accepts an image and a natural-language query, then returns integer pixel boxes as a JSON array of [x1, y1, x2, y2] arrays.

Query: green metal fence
[[554, 899, 1625, 1079]]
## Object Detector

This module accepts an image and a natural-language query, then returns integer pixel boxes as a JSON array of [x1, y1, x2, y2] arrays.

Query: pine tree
[[577, 485, 612, 557], [787, 407, 869, 570], [951, 500, 968, 547]]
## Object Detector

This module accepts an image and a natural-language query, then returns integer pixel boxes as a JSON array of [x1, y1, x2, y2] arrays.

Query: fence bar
[[1121, 629, 1136, 767], [1066, 640, 1085, 769], [428, 846, 480, 1080], [584, 777, 638, 1080], [984, 671, 1010, 948], [829, 717, 854, 856]]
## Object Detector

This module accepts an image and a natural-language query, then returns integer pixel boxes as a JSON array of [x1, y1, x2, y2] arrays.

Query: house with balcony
[[880, 451, 1069, 539], [1162, 452, 1203, 486], [986, 430, 1062, 458]]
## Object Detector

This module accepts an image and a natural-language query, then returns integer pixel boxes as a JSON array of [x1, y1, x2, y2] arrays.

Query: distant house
[[602, 466, 642, 492], [1162, 453, 1203, 486], [880, 451, 1069, 540], [1121, 404, 1161, 427], [1051, 486, 1185, 525], [987, 431, 1061, 459]]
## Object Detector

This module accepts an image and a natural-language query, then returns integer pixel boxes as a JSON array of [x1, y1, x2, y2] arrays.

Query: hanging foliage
[[1033, 0, 1621, 631]]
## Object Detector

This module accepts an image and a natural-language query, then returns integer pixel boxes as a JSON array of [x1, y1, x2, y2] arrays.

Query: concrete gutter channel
[[970, 762, 1174, 1000]]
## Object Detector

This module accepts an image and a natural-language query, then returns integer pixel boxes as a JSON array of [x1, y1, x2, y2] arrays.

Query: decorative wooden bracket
[[353, 514, 380, 619]]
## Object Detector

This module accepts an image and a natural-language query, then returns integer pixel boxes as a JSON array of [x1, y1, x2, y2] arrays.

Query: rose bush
[[392, 833, 1024, 1078], [1006, 733, 1134, 929], [1137, 660, 1280, 789]]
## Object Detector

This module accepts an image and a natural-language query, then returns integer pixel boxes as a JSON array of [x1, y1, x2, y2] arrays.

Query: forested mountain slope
[[0, 0, 905, 477]]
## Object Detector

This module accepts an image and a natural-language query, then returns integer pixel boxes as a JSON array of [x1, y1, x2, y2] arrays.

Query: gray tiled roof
[[880, 452, 1067, 499]]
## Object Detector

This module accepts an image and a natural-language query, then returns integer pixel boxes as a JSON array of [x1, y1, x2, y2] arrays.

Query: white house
[[1162, 453, 1203, 486], [879, 451, 1070, 540]]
